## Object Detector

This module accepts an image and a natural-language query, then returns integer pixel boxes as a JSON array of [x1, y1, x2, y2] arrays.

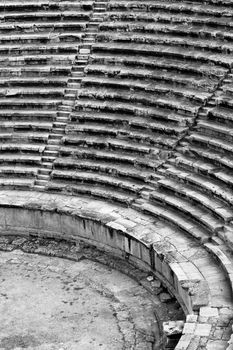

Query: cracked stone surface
[[0, 249, 164, 350]]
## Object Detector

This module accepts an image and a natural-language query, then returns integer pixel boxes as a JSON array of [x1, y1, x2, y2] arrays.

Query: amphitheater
[[0, 0, 233, 349]]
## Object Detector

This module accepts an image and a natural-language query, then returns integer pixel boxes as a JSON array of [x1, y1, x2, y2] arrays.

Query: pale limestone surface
[[0, 250, 159, 350]]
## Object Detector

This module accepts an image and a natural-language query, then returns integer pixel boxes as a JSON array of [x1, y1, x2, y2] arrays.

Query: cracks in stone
[[156, 66, 233, 171]]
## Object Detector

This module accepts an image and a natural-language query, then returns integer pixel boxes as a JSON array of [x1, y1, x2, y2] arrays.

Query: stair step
[[38, 174, 50, 180], [42, 156, 56, 162], [49, 133, 63, 139], [48, 139, 61, 145], [35, 179, 47, 185], [83, 38, 94, 43], [52, 128, 64, 134], [54, 122, 66, 128], [59, 105, 72, 112], [72, 67, 85, 72], [46, 145, 58, 151], [34, 185, 44, 191], [42, 162, 53, 169], [56, 117, 69, 123], [44, 149, 58, 156], [38, 168, 51, 175], [67, 81, 81, 88]]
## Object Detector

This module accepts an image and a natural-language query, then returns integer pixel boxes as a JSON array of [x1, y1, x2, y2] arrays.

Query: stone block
[[154, 250, 162, 274], [170, 262, 187, 291], [162, 259, 173, 285], [186, 314, 198, 323], [140, 244, 151, 266], [206, 340, 229, 350], [183, 322, 196, 334], [187, 336, 200, 350], [163, 320, 184, 337], [194, 323, 212, 337], [175, 334, 192, 350], [199, 306, 219, 318], [181, 280, 210, 310]]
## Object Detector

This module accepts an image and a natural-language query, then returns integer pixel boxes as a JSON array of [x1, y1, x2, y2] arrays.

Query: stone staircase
[[0, 0, 94, 189], [34, 0, 109, 190]]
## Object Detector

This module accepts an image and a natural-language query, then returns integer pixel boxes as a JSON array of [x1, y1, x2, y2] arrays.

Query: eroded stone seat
[[46, 181, 135, 205]]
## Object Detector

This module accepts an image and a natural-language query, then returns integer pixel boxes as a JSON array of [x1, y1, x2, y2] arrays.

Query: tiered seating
[[0, 0, 93, 189], [48, 0, 233, 205], [144, 72, 233, 244]]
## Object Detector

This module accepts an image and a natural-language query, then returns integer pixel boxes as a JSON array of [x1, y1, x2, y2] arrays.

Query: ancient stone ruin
[[0, 0, 233, 349]]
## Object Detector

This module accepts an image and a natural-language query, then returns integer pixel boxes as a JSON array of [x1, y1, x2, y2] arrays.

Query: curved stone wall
[[0, 191, 232, 349], [0, 0, 233, 349]]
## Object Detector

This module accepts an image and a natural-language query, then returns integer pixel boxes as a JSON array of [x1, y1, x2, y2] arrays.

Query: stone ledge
[[204, 242, 233, 297], [0, 190, 231, 350]]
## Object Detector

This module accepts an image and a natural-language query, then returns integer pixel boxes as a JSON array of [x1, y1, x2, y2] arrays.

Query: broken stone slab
[[163, 320, 184, 337], [140, 277, 163, 295], [181, 279, 210, 310]]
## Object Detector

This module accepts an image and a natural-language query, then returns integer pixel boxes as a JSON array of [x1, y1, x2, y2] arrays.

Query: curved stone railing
[[0, 190, 232, 349]]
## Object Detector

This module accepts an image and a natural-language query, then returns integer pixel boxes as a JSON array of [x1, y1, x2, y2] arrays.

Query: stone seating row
[[50, 131, 162, 186], [0, 22, 88, 35], [137, 200, 210, 243], [0, 43, 79, 56], [108, 0, 233, 17], [74, 101, 182, 149], [74, 102, 193, 126], [47, 181, 136, 205], [0, 0, 95, 190], [93, 42, 233, 68], [0, 151, 42, 187], [63, 133, 160, 156], [134, 156, 232, 249], [97, 31, 233, 55], [156, 177, 233, 223], [0, 98, 60, 110], [0, 12, 92, 23], [89, 53, 227, 79], [162, 74, 233, 218], [53, 157, 157, 183], [84, 64, 218, 92], [99, 21, 233, 43], [0, 54, 76, 67], [0, 1, 93, 12], [159, 164, 233, 207], [81, 75, 210, 103], [108, 10, 233, 30], [51, 170, 147, 194], [48, 0, 233, 205], [57, 145, 162, 170]]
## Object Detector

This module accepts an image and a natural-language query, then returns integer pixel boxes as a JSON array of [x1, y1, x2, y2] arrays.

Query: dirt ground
[[0, 250, 159, 350], [0, 237, 184, 350]]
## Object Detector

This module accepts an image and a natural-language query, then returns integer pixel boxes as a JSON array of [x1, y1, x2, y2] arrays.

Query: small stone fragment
[[147, 275, 154, 282], [163, 321, 184, 337], [159, 292, 172, 303]]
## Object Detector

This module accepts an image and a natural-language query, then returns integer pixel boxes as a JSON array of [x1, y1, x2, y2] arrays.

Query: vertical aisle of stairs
[[34, 0, 108, 191]]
